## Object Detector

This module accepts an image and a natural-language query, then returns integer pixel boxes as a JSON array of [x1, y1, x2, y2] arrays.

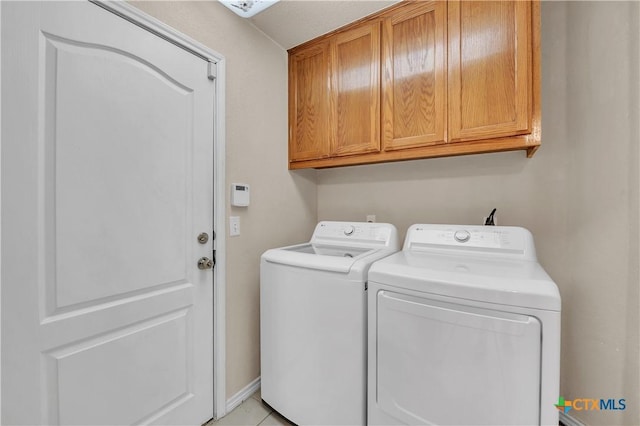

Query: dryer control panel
[[405, 224, 537, 260]]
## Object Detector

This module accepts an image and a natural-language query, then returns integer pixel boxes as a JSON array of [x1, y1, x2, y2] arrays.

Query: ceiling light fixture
[[218, 0, 280, 18]]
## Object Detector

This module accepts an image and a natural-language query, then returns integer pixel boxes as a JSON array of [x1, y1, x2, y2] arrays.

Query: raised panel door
[[289, 43, 330, 162], [2, 2, 214, 424], [448, 0, 532, 142], [382, 1, 446, 151], [330, 23, 381, 157]]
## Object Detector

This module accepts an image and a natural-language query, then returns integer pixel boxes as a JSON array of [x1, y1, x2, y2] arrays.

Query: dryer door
[[375, 290, 541, 425]]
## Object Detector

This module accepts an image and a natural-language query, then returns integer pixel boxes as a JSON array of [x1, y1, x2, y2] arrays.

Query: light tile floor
[[207, 389, 294, 426]]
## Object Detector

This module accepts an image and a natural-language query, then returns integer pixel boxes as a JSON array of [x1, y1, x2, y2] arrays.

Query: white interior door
[[1, 1, 215, 424]]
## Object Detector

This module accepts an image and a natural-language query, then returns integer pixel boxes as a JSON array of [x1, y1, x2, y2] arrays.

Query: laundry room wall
[[316, 2, 639, 425], [562, 2, 639, 424], [129, 0, 318, 400]]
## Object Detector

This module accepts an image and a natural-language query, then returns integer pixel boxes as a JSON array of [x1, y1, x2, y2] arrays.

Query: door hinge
[[211, 230, 217, 269], [207, 61, 217, 80]]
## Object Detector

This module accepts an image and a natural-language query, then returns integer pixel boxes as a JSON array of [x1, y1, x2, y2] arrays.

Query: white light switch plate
[[229, 216, 240, 236]]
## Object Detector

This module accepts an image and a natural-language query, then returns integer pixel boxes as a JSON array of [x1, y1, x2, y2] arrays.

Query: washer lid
[[286, 243, 372, 258], [368, 250, 561, 311], [263, 243, 389, 273], [261, 221, 400, 274]]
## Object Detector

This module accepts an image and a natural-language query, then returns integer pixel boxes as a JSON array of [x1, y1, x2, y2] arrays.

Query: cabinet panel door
[[448, 0, 531, 142], [382, 1, 446, 151], [289, 43, 330, 162], [330, 23, 381, 157]]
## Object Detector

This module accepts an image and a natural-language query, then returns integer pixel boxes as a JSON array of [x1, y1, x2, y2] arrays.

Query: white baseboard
[[225, 376, 261, 414], [226, 377, 576, 426], [560, 411, 586, 426]]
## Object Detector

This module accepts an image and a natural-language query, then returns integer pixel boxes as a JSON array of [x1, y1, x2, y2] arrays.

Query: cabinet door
[[382, 1, 446, 151], [289, 43, 330, 162], [448, 0, 532, 142], [330, 23, 381, 157]]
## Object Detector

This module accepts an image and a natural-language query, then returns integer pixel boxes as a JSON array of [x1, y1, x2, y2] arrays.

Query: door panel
[[289, 43, 331, 162], [44, 33, 192, 313], [448, 0, 531, 142], [44, 309, 191, 425], [330, 23, 380, 156], [376, 290, 541, 425], [382, 1, 446, 151], [2, 2, 214, 424]]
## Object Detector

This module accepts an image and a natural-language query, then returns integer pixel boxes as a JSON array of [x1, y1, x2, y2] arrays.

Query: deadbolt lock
[[197, 232, 209, 244], [197, 257, 214, 270]]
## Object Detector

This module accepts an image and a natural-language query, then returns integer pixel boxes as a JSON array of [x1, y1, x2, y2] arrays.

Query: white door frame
[[0, 0, 228, 420]]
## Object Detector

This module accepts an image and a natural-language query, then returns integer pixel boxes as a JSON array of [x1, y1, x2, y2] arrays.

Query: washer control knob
[[454, 230, 471, 243], [344, 225, 355, 236]]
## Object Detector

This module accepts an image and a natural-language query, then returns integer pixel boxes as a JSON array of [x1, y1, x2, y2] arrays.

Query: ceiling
[[248, 0, 400, 50]]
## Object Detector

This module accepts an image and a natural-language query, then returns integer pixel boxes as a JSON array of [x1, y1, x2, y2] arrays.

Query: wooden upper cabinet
[[448, 0, 532, 142], [289, 43, 330, 162], [382, 1, 446, 151], [287, 1, 540, 169], [330, 23, 381, 157]]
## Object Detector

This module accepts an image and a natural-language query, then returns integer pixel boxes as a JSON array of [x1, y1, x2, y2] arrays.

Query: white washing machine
[[261, 221, 399, 425], [367, 224, 561, 426]]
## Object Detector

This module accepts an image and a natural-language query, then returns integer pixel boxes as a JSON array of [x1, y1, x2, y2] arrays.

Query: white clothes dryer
[[261, 221, 399, 425], [367, 224, 561, 426]]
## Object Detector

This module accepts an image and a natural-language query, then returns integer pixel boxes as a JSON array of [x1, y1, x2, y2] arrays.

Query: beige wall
[[317, 2, 639, 425], [130, 2, 640, 424], [128, 1, 318, 399], [562, 2, 639, 424]]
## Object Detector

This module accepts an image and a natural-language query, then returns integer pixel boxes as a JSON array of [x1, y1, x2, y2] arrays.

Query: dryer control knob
[[454, 230, 471, 243], [344, 225, 355, 236]]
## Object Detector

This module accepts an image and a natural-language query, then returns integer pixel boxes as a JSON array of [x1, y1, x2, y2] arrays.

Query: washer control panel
[[311, 221, 399, 249], [405, 224, 536, 260]]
